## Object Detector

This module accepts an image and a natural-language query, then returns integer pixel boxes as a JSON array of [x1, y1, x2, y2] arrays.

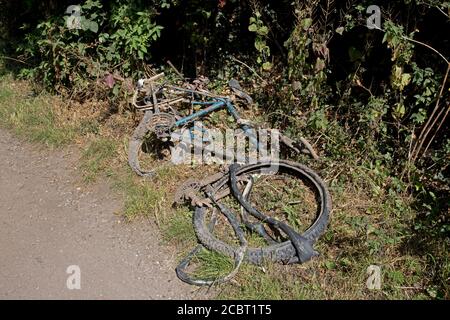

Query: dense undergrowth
[[0, 0, 448, 299]]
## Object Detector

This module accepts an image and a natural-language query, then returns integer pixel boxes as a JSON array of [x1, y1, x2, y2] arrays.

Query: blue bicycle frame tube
[[173, 98, 262, 152], [175, 100, 226, 127], [226, 101, 261, 151]]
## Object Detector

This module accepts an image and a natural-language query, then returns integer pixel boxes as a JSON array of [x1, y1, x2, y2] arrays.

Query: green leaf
[[324, 261, 336, 270], [411, 108, 427, 124], [112, 84, 120, 96], [248, 24, 258, 32], [89, 21, 99, 33], [302, 18, 312, 30], [393, 103, 405, 120], [262, 61, 272, 70], [258, 25, 269, 36], [401, 73, 411, 88], [254, 39, 267, 52]]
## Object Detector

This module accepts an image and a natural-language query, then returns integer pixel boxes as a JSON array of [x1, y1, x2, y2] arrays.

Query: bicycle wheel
[[128, 111, 176, 177], [192, 160, 332, 265]]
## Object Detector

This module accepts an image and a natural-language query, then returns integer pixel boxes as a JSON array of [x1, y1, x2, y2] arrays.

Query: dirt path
[[0, 128, 197, 299]]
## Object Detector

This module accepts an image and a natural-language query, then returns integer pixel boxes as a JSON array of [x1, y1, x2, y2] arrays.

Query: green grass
[[110, 167, 165, 221], [190, 249, 236, 282], [0, 75, 76, 147], [80, 137, 118, 183], [123, 184, 164, 220], [162, 207, 197, 245], [217, 264, 284, 300]]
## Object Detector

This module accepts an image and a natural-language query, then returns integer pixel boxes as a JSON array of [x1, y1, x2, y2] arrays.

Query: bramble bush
[[13, 0, 163, 108]]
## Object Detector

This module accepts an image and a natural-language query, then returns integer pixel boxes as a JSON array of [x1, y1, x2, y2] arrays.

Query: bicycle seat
[[228, 79, 253, 105]]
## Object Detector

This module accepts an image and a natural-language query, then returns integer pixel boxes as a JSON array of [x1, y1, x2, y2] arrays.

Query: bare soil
[[0, 128, 197, 299]]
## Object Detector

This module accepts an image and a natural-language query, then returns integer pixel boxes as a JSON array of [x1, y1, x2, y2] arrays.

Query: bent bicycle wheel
[[128, 111, 176, 177], [192, 160, 332, 265]]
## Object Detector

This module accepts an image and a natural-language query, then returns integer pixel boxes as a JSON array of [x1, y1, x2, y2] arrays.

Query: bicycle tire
[[128, 111, 156, 177], [192, 160, 332, 265]]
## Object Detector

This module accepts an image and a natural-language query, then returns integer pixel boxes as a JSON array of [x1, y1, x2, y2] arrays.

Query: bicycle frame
[[135, 81, 261, 151], [172, 93, 260, 151], [129, 76, 318, 179]]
